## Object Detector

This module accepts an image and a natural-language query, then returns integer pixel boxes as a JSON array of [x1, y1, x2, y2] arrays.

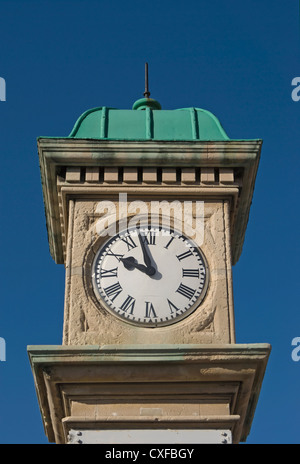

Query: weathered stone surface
[[27, 344, 271, 444], [62, 199, 235, 346]]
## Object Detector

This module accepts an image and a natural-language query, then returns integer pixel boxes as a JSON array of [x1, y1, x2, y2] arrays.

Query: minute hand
[[138, 233, 153, 268]]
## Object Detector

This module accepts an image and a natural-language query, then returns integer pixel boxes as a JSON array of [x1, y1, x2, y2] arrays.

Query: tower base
[[27, 344, 270, 444]]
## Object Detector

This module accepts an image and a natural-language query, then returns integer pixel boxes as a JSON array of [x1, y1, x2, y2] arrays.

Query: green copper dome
[[68, 101, 230, 141]]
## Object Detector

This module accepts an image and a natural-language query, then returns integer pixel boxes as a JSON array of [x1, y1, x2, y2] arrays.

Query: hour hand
[[120, 257, 155, 276]]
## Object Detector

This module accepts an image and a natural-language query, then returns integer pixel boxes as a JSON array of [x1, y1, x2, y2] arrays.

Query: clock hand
[[120, 257, 155, 276], [138, 232, 154, 269]]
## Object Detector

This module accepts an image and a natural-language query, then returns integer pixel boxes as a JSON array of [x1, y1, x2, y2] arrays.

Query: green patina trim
[[68, 106, 105, 137], [190, 108, 198, 140], [145, 107, 152, 139], [27, 343, 271, 366], [132, 97, 162, 111], [100, 106, 108, 138], [66, 106, 231, 141], [37, 136, 261, 142]]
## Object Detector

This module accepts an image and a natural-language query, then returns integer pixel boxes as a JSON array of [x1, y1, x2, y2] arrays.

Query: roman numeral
[[121, 235, 137, 251], [100, 267, 118, 278], [164, 236, 175, 249], [167, 299, 180, 315], [141, 230, 156, 245], [176, 250, 193, 261], [182, 268, 200, 278], [145, 301, 157, 319], [104, 282, 122, 301], [176, 283, 196, 300], [119, 295, 136, 314], [106, 250, 124, 262]]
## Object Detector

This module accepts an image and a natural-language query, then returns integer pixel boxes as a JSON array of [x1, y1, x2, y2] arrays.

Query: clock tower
[[28, 78, 270, 444]]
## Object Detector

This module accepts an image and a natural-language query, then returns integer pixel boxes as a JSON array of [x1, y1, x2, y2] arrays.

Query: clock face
[[92, 225, 209, 327]]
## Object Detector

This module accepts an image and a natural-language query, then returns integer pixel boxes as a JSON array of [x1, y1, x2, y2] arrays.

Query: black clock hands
[[120, 230, 157, 277], [120, 256, 156, 276], [137, 231, 157, 275], [138, 232, 152, 268]]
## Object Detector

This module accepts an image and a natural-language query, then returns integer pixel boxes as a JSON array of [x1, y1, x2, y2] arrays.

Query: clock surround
[[70, 192, 235, 347]]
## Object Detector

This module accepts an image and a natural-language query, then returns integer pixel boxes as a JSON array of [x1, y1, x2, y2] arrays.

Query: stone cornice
[[38, 138, 261, 166], [37, 138, 262, 265]]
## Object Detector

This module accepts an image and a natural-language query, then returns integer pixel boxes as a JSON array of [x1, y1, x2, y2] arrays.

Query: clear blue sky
[[0, 0, 299, 444]]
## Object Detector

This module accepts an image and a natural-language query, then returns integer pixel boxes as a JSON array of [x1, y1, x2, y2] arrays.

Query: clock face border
[[91, 224, 210, 328]]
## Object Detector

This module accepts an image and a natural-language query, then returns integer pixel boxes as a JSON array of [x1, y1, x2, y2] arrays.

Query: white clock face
[[92, 226, 209, 327]]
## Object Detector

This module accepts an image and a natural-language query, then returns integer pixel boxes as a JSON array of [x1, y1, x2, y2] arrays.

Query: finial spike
[[144, 62, 150, 98]]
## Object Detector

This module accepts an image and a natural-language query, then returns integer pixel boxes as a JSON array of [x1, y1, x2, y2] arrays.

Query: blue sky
[[0, 0, 299, 444]]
